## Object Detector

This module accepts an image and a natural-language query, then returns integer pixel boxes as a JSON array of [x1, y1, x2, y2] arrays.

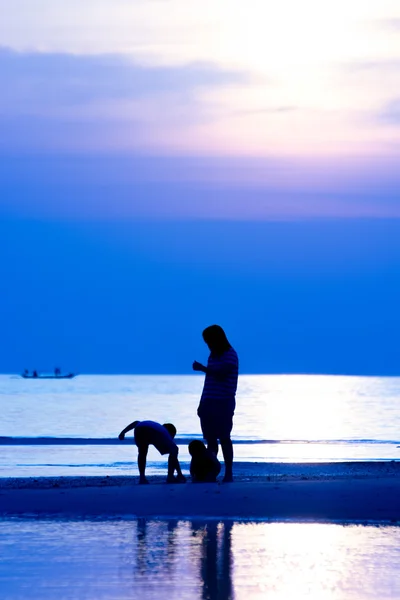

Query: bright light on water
[[1, 519, 399, 600], [1, 375, 400, 476]]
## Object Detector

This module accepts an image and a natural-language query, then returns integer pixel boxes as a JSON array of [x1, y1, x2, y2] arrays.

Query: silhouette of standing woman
[[193, 325, 239, 482]]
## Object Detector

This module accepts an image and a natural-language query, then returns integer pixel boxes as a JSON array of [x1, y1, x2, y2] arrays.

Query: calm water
[[1, 518, 400, 600], [1, 374, 400, 476]]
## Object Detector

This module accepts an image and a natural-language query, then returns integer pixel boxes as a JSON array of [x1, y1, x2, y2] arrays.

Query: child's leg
[[167, 448, 186, 482], [137, 444, 149, 484]]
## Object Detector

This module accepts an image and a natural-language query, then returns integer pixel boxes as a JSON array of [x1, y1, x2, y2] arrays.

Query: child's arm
[[118, 420, 139, 440]]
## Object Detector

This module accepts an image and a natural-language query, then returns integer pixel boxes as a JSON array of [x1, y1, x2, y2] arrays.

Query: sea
[[1, 374, 400, 600], [1, 374, 400, 477]]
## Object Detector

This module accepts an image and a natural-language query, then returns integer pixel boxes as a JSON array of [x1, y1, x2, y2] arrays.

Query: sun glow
[[1, 0, 399, 157]]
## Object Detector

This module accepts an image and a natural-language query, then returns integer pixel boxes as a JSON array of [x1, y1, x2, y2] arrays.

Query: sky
[[1, 1, 400, 374]]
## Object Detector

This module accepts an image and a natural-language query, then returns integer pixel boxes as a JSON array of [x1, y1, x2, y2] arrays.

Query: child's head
[[163, 423, 177, 438], [188, 440, 207, 457]]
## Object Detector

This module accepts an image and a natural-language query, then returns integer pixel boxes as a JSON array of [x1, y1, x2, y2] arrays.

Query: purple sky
[[0, 2, 400, 220]]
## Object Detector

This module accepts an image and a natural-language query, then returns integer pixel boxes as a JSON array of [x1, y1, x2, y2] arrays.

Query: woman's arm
[[192, 360, 207, 373], [200, 362, 236, 381], [192, 360, 234, 378]]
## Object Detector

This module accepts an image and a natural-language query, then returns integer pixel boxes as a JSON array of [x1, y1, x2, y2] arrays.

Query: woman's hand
[[118, 432, 125, 440], [192, 361, 206, 372]]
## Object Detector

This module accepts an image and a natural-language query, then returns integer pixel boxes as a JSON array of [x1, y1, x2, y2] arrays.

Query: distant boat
[[21, 370, 76, 380]]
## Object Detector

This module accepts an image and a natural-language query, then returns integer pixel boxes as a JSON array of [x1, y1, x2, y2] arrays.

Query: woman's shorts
[[200, 410, 233, 442]]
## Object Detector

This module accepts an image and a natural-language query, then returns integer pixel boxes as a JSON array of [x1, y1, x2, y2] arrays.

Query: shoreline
[[1, 462, 399, 523], [1, 460, 399, 485]]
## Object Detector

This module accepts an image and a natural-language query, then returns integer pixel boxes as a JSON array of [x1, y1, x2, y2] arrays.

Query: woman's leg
[[220, 438, 233, 482], [206, 438, 219, 456], [200, 415, 219, 456]]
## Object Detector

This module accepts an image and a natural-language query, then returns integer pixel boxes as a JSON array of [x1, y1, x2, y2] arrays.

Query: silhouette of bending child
[[118, 420, 186, 484], [189, 440, 221, 482]]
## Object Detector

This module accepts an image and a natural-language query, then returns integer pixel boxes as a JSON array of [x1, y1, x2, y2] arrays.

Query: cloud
[[379, 18, 400, 31], [379, 98, 400, 124], [0, 47, 254, 151], [338, 60, 400, 129], [0, 47, 250, 111], [345, 59, 400, 72], [0, 115, 148, 152], [230, 106, 299, 117]]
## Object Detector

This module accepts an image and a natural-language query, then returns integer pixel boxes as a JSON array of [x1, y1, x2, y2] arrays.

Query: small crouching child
[[189, 440, 221, 483], [118, 420, 186, 484]]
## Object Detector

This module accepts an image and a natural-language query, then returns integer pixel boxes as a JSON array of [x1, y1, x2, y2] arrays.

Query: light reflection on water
[[1, 519, 399, 600], [2, 374, 400, 444], [2, 374, 400, 476]]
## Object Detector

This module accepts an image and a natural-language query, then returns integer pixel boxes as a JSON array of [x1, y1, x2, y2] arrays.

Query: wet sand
[[1, 462, 399, 523]]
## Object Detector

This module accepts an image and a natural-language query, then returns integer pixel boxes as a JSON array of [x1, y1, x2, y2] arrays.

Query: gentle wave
[[1, 437, 399, 446]]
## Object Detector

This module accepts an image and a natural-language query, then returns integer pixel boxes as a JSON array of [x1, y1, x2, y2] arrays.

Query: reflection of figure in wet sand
[[135, 519, 179, 577], [135, 518, 148, 574], [192, 521, 234, 600], [132, 520, 233, 598]]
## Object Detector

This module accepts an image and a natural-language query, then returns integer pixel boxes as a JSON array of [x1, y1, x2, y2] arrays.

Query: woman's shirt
[[200, 347, 239, 411]]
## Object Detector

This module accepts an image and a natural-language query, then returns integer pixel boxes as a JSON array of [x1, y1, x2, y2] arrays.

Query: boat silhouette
[[21, 369, 76, 379]]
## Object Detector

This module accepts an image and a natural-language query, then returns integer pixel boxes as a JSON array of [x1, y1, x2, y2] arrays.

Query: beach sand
[[1, 462, 399, 523]]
